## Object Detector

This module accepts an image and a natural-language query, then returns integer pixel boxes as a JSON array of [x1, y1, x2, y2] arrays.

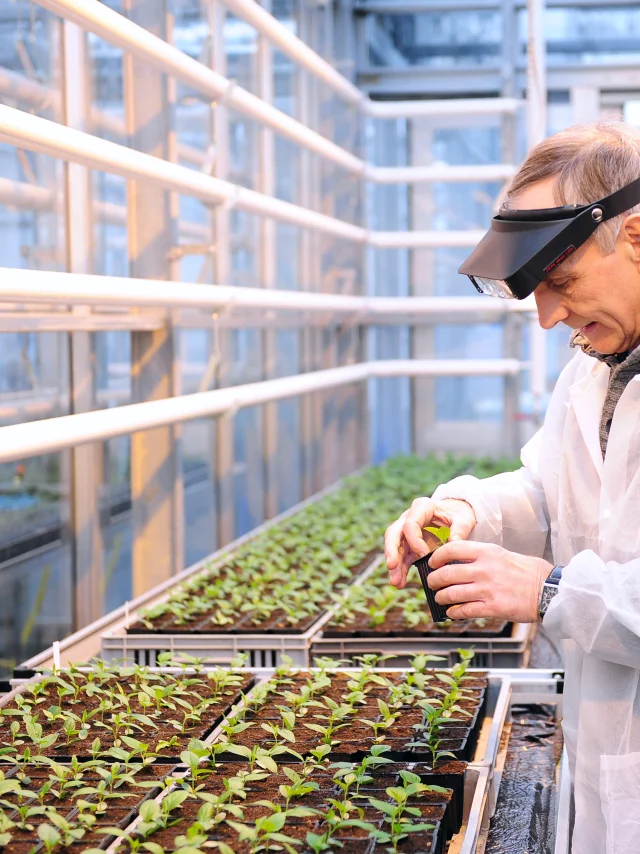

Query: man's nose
[[534, 283, 569, 329]]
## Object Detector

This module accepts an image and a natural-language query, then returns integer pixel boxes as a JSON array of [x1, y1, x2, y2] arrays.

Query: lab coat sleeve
[[431, 428, 550, 558], [544, 551, 640, 668]]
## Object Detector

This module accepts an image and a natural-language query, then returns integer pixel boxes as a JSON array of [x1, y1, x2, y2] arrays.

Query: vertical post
[[124, 0, 182, 595], [298, 26, 322, 498], [409, 119, 436, 456], [61, 19, 104, 627], [211, 0, 235, 545], [258, 5, 279, 519], [501, 0, 522, 457], [527, 0, 548, 426]]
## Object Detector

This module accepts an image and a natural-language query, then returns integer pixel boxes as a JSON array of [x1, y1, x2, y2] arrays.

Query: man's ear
[[622, 213, 640, 265]]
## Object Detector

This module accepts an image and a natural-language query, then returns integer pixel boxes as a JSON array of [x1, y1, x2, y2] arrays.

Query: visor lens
[[469, 276, 516, 300]]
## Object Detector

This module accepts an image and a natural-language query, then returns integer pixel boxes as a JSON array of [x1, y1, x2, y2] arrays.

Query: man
[[384, 122, 640, 854]]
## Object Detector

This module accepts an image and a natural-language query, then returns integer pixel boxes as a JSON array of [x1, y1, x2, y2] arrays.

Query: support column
[[258, 8, 279, 519], [124, 0, 182, 595], [527, 0, 548, 428], [409, 119, 436, 456], [501, 0, 522, 457], [211, 0, 235, 545], [299, 53, 323, 498], [62, 19, 103, 627]]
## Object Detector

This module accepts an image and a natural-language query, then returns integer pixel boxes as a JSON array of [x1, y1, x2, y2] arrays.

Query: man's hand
[[385, 497, 476, 589], [427, 541, 552, 623]]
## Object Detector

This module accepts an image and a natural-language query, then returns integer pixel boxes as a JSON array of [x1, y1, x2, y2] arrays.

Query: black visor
[[459, 175, 640, 300]]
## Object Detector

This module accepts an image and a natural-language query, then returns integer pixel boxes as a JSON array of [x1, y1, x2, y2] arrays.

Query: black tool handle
[[414, 553, 464, 624]]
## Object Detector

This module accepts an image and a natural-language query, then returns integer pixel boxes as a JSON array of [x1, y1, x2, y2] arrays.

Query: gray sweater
[[570, 330, 640, 458]]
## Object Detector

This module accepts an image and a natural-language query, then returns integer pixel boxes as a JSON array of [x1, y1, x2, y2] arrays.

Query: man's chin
[[581, 325, 623, 355]]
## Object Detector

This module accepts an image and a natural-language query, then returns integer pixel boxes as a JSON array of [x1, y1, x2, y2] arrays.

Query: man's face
[[513, 177, 640, 354]]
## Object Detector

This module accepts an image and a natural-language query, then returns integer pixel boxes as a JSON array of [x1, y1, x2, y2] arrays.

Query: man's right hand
[[384, 497, 477, 589]]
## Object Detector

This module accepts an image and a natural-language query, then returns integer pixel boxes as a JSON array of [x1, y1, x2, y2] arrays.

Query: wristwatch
[[538, 565, 564, 621]]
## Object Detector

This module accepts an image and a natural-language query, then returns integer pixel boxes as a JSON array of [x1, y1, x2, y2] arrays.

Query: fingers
[[448, 501, 476, 541], [427, 562, 477, 590], [384, 514, 406, 572], [434, 582, 484, 606], [428, 540, 495, 569], [402, 498, 435, 557], [446, 601, 491, 621]]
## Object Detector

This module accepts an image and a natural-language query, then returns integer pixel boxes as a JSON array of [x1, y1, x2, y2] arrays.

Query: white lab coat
[[432, 348, 640, 854]]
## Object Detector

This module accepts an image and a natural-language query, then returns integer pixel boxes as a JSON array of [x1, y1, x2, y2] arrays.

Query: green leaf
[[368, 798, 396, 816], [256, 755, 278, 773], [37, 824, 61, 845], [139, 800, 161, 822], [260, 812, 287, 833], [424, 526, 450, 544]]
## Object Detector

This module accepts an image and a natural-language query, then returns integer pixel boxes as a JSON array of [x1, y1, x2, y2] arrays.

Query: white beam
[[0, 105, 367, 242], [223, 0, 363, 108], [370, 230, 486, 248], [367, 163, 517, 184], [0, 359, 523, 463], [35, 0, 365, 175], [365, 97, 522, 119], [0, 267, 537, 316]]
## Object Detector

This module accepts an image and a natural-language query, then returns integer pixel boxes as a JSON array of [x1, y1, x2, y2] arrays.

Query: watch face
[[539, 583, 559, 618]]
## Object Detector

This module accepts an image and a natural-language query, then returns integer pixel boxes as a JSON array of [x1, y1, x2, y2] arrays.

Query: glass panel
[[0, 0, 70, 675], [435, 324, 504, 422], [520, 6, 640, 65], [0, 541, 73, 676], [367, 10, 502, 68], [233, 405, 264, 536], [87, 30, 134, 614]]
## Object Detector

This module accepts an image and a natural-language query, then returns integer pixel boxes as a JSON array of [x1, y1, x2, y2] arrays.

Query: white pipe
[[0, 267, 366, 312], [0, 107, 496, 249], [370, 230, 486, 248], [0, 105, 367, 243], [35, 0, 365, 175], [365, 97, 522, 119], [0, 267, 537, 316], [223, 0, 363, 108], [0, 68, 514, 187], [0, 359, 523, 463], [367, 163, 517, 184]]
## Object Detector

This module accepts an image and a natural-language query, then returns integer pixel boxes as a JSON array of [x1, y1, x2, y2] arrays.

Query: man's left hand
[[427, 541, 553, 623]]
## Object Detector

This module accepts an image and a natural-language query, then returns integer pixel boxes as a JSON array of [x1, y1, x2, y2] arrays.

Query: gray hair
[[505, 121, 640, 254]]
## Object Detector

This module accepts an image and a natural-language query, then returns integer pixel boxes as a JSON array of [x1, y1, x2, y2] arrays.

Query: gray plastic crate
[[101, 619, 326, 668], [310, 621, 536, 669]]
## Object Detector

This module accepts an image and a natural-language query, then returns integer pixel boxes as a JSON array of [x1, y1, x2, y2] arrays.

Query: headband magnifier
[[459, 175, 640, 300]]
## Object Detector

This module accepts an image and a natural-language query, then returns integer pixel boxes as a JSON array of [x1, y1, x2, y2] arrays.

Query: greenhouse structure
[[1, 0, 640, 851]]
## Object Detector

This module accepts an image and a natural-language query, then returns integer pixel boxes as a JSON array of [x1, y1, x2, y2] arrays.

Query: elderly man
[[384, 122, 640, 854]]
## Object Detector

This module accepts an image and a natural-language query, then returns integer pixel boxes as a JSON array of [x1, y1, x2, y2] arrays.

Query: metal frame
[[0, 0, 552, 653], [0, 358, 523, 463]]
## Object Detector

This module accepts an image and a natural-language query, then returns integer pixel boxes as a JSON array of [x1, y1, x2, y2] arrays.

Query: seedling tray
[[0, 664, 509, 854], [0, 668, 255, 763], [311, 622, 535, 669], [101, 557, 385, 669]]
